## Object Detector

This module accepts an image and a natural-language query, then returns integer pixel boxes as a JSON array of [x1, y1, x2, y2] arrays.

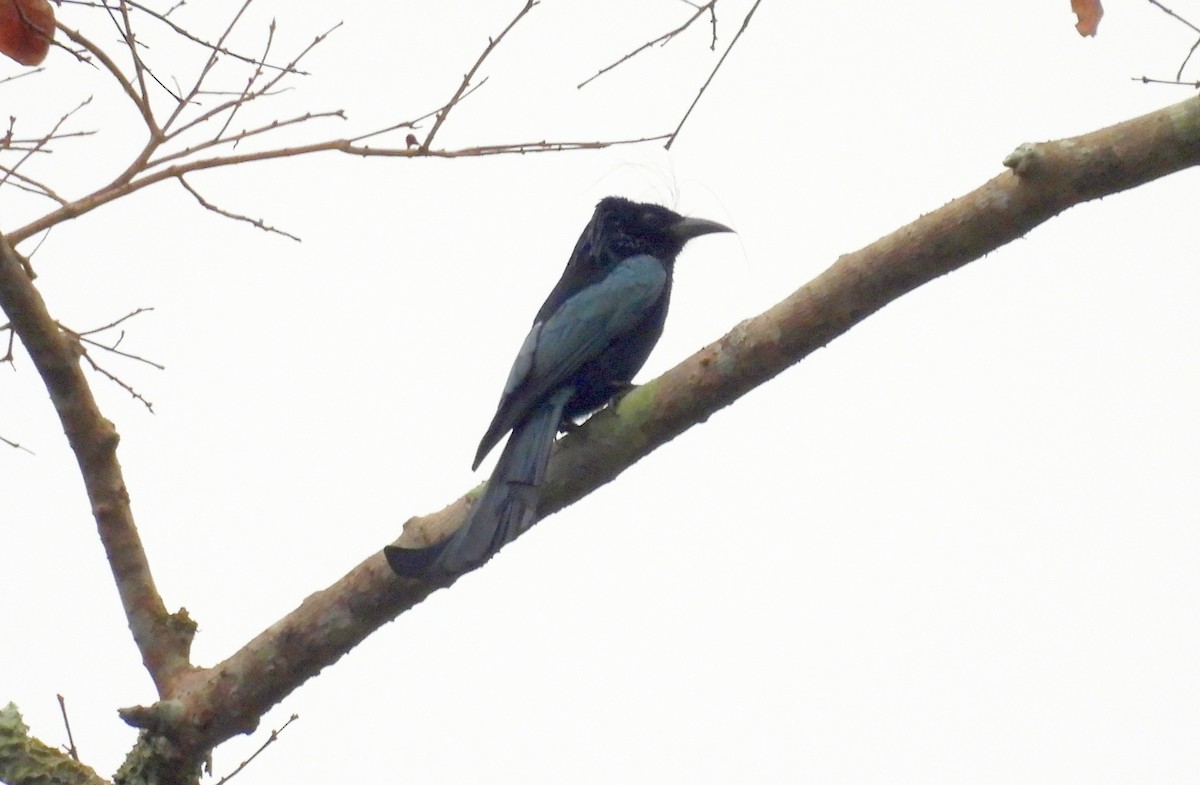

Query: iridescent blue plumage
[[385, 197, 732, 582]]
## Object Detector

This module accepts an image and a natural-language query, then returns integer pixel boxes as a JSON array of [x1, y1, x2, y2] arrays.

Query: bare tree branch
[[420, 0, 539, 152], [77, 332, 164, 370], [1146, 1, 1200, 35], [665, 0, 760, 149], [52, 308, 166, 409], [149, 109, 347, 168], [212, 17, 278, 140], [109, 92, 1200, 768], [79, 349, 156, 411], [1144, 0, 1200, 80], [178, 175, 301, 241], [75, 306, 153, 337], [578, 0, 719, 89], [0, 235, 194, 697], [56, 22, 151, 125], [122, 0, 306, 74], [164, 16, 340, 140], [0, 98, 93, 191], [2, 322, 14, 362], [7, 2, 676, 251], [0, 167, 71, 205], [0, 434, 34, 454], [66, 307, 165, 373], [6, 133, 669, 245], [107, 0, 155, 108], [1135, 74, 1200, 87], [167, 0, 254, 131], [213, 714, 298, 785], [0, 67, 45, 86], [56, 694, 80, 761]]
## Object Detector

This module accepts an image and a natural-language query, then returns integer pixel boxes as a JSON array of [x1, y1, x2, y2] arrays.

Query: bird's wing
[[531, 254, 668, 389], [473, 254, 668, 467]]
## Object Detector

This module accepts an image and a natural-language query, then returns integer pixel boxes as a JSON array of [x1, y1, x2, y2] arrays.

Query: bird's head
[[588, 196, 733, 265]]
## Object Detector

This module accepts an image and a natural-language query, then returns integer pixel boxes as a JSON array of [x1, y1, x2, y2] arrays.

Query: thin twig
[[25, 227, 50, 266], [65, 309, 165, 370], [7, 2, 668, 255], [3, 130, 98, 147], [56, 23, 152, 125], [1179, 37, 1200, 79], [0, 166, 71, 205], [78, 333, 165, 370], [56, 694, 79, 761], [665, 0, 760, 149], [214, 18, 277, 141], [0, 170, 68, 204], [76, 306, 154, 336], [165, 0, 260, 132], [0, 68, 45, 85], [165, 21, 342, 141], [421, 0, 539, 152], [1144, 0, 1200, 79], [578, 1, 718, 89], [80, 351, 156, 410], [213, 714, 299, 785], [107, 0, 154, 106], [178, 176, 300, 241], [7, 133, 668, 245], [149, 109, 347, 168], [1, 434, 35, 454], [1135, 75, 1200, 87], [2, 325, 14, 363], [351, 78, 488, 147], [124, 0, 305, 74], [0, 98, 93, 191], [1147, 0, 1200, 34]]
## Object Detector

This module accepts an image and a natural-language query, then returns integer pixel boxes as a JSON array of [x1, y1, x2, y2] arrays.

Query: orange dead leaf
[[0, 0, 54, 66], [1072, 0, 1103, 37]]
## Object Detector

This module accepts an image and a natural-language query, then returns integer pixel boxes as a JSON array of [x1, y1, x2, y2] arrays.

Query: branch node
[[1003, 142, 1042, 176]]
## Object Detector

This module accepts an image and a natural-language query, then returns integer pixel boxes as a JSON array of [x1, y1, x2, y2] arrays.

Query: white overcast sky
[[3, 1, 1199, 783]]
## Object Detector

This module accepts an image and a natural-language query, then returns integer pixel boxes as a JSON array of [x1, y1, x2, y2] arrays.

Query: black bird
[[385, 197, 732, 582]]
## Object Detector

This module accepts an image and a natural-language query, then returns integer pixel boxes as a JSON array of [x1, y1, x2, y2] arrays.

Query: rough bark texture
[[0, 239, 196, 700], [129, 94, 1200, 763], [3, 94, 1199, 778]]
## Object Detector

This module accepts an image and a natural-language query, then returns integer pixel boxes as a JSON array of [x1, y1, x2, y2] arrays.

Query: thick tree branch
[[0, 237, 195, 698], [117, 93, 1200, 763]]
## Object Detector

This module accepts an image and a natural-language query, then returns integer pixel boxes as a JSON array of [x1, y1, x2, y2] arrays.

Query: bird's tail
[[384, 387, 574, 583]]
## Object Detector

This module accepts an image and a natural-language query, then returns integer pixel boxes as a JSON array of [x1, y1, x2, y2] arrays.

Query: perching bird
[[384, 196, 732, 582]]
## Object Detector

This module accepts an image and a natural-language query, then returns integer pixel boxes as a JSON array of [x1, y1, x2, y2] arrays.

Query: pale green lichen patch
[[0, 703, 106, 785], [1168, 97, 1200, 145], [615, 378, 658, 421]]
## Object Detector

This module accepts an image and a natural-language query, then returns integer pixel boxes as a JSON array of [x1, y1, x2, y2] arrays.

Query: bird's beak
[[670, 216, 734, 242]]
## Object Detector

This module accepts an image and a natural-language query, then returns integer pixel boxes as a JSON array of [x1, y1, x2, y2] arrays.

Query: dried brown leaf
[[0, 0, 54, 66], [1072, 0, 1103, 37]]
